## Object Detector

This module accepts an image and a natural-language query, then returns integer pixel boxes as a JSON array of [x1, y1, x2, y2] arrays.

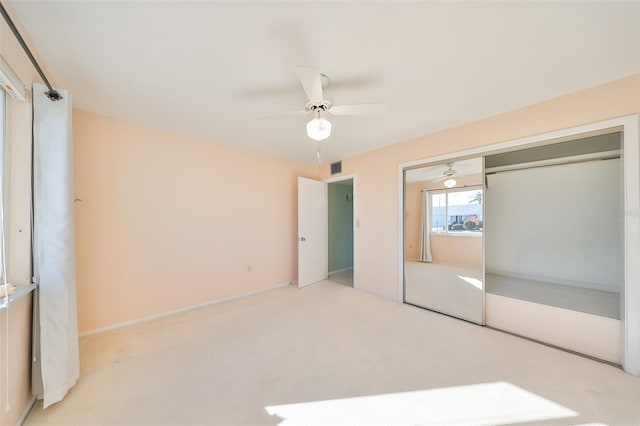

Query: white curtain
[[31, 83, 79, 407], [419, 190, 432, 263]]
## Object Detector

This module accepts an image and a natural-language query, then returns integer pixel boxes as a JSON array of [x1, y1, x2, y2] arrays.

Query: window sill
[[0, 284, 36, 310], [431, 232, 483, 238]]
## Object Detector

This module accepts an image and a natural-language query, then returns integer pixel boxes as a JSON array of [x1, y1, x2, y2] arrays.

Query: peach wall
[[0, 297, 33, 426], [74, 110, 318, 332], [404, 182, 421, 260], [324, 75, 640, 300], [429, 235, 482, 267]]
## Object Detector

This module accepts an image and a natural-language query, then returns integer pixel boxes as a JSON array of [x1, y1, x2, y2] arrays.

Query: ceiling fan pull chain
[[316, 142, 322, 163]]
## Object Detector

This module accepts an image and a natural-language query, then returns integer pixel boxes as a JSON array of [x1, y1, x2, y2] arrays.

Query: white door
[[298, 177, 327, 287]]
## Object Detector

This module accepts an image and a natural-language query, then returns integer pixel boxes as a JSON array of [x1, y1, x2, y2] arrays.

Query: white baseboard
[[78, 282, 292, 337], [17, 396, 36, 426]]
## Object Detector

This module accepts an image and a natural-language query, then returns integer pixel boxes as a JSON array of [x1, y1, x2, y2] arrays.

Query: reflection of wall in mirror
[[430, 234, 482, 267], [405, 174, 483, 266]]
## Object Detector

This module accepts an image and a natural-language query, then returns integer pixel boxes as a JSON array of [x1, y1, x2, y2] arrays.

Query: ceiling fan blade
[[296, 67, 324, 103], [431, 165, 457, 182], [329, 103, 389, 116]]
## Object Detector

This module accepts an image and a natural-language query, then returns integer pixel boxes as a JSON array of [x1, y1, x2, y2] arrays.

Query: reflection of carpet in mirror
[[405, 261, 483, 323], [485, 273, 620, 319]]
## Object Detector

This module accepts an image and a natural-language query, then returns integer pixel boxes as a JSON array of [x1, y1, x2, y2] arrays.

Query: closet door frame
[[397, 114, 639, 376]]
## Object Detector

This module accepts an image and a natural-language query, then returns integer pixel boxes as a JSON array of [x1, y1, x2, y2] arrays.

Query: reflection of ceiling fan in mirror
[[264, 67, 389, 141], [405, 158, 482, 185], [432, 163, 458, 188]]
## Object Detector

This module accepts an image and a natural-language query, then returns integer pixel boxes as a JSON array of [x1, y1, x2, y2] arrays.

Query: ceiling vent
[[331, 161, 342, 175]]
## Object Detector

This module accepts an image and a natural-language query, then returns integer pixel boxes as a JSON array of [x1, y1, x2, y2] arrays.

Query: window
[[431, 187, 482, 234], [0, 88, 4, 285]]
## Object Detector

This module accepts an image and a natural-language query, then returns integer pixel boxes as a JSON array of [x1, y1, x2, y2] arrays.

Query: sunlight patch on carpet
[[265, 381, 577, 426]]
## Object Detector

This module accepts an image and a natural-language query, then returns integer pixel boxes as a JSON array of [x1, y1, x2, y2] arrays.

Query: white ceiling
[[9, 1, 639, 164], [405, 158, 482, 184]]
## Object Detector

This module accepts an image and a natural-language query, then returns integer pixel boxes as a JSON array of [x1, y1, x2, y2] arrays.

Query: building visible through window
[[431, 187, 483, 234]]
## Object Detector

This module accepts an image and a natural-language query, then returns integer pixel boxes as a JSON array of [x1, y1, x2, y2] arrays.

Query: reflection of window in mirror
[[431, 187, 483, 234], [404, 158, 484, 325]]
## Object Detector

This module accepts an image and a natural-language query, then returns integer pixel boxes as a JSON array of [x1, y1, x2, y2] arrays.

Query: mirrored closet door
[[404, 157, 484, 324]]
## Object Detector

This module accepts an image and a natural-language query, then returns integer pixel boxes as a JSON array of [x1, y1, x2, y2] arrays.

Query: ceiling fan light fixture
[[444, 177, 457, 188], [306, 116, 332, 141]]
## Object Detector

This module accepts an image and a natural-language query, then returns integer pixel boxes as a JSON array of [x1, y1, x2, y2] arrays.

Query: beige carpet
[[25, 281, 639, 425]]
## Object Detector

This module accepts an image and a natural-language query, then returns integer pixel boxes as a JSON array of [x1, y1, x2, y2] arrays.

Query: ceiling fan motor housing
[[306, 100, 332, 113]]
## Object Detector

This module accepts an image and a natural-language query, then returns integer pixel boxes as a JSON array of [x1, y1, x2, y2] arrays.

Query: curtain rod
[[0, 2, 61, 101]]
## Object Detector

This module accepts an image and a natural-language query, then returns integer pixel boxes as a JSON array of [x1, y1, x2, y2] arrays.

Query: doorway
[[327, 178, 354, 287], [297, 174, 357, 289]]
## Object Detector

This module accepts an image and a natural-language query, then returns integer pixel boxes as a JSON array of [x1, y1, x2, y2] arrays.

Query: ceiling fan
[[432, 163, 458, 188], [267, 67, 388, 141]]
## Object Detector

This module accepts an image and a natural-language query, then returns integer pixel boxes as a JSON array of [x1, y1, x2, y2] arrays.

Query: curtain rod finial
[[45, 90, 62, 101]]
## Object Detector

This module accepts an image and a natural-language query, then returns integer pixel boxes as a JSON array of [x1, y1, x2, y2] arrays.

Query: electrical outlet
[[247, 266, 251, 272]]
